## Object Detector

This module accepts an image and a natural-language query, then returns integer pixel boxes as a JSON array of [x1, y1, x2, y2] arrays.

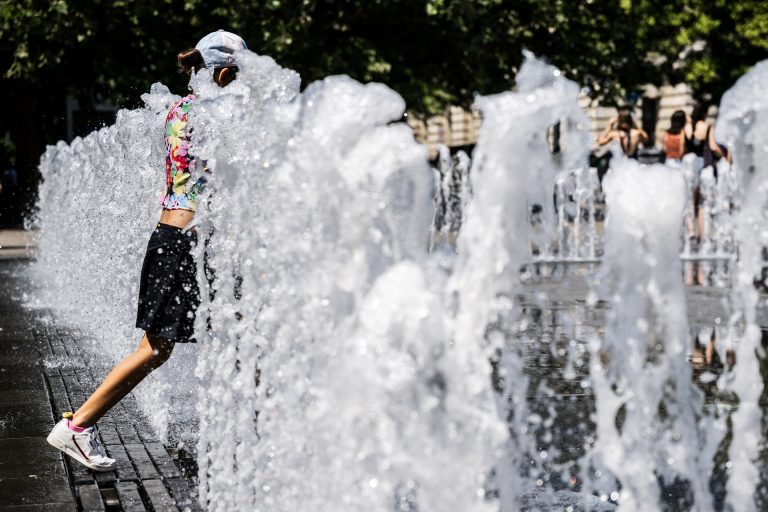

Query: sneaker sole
[[46, 432, 115, 472]]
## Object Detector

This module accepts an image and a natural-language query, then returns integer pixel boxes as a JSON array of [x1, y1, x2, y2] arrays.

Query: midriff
[[159, 209, 195, 229]]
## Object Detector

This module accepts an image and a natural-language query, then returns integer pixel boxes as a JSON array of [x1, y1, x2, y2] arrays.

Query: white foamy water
[[188, 51, 505, 512], [36, 50, 567, 511], [450, 52, 591, 509], [586, 157, 719, 511], [30, 47, 768, 512], [715, 59, 768, 512]]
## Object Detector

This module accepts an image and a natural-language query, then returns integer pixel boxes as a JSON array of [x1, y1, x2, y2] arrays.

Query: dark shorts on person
[[136, 223, 200, 343]]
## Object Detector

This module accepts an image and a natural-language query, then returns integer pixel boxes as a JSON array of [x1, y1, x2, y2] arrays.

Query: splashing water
[[450, 52, 591, 509], [189, 51, 505, 511], [585, 157, 718, 511], [30, 47, 768, 512], [552, 166, 601, 262], [715, 59, 768, 512], [429, 144, 471, 251]]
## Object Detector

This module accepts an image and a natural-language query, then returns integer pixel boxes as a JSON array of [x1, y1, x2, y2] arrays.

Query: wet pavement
[[512, 264, 768, 511], [0, 260, 199, 511]]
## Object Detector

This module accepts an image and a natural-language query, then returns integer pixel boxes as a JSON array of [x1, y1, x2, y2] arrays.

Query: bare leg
[[705, 336, 715, 366], [72, 333, 174, 428]]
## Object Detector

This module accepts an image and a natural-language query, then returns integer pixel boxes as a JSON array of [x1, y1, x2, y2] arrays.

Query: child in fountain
[[45, 30, 247, 471]]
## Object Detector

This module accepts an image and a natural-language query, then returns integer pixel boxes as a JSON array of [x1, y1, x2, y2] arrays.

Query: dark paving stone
[[46, 505, 79, 512], [0, 336, 46, 352], [115, 421, 142, 444], [144, 442, 182, 479], [0, 388, 50, 405], [55, 366, 79, 376], [0, 369, 43, 385], [104, 444, 138, 482], [0, 506, 76, 511], [0, 459, 67, 480], [65, 457, 96, 485], [0, 330, 35, 343], [0, 399, 53, 417], [61, 376, 86, 395], [49, 389, 70, 407], [165, 478, 200, 511], [120, 396, 140, 411], [124, 443, 160, 480], [77, 483, 105, 511], [47, 344, 69, 359], [109, 403, 132, 422], [100, 488, 120, 508], [137, 427, 161, 443], [46, 374, 66, 391], [115, 481, 147, 512], [0, 353, 46, 366], [49, 406, 72, 421], [0, 437, 62, 464], [93, 470, 117, 485], [0, 377, 43, 390], [142, 479, 176, 511], [0, 403, 56, 436], [0, 413, 53, 439], [0, 474, 76, 507], [97, 424, 121, 446]]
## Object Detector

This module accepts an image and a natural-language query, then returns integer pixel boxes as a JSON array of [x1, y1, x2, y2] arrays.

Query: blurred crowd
[[596, 103, 730, 165], [593, 104, 732, 260]]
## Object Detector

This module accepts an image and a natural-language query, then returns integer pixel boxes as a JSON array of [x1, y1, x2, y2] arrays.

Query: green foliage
[[1, 0, 768, 113]]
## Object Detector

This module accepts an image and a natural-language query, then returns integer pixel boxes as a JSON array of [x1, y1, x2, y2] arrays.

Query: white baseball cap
[[195, 30, 248, 69]]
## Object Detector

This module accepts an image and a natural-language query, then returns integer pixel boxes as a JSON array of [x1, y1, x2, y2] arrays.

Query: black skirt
[[136, 223, 200, 343]]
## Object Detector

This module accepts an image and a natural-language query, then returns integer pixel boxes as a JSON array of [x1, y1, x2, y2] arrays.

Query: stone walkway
[[0, 260, 200, 511]]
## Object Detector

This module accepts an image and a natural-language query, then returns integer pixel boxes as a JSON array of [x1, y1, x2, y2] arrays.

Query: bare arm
[[597, 117, 617, 146], [597, 130, 615, 146], [708, 125, 723, 158]]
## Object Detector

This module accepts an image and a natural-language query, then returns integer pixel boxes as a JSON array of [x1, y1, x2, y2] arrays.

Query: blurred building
[[407, 106, 482, 160]]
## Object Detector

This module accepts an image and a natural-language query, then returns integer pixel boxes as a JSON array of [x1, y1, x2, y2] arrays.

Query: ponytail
[[177, 48, 205, 76]]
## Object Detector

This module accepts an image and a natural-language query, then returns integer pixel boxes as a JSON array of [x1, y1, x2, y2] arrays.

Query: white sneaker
[[47, 419, 116, 472]]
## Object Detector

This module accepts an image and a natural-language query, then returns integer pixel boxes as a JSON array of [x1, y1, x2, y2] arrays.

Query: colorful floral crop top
[[161, 94, 206, 211]]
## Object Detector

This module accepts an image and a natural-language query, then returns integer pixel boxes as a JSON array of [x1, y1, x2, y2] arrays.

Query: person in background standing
[[662, 110, 688, 162], [685, 103, 723, 167], [597, 109, 649, 158]]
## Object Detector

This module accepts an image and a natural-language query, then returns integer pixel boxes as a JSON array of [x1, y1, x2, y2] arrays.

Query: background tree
[[1, 0, 767, 225]]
